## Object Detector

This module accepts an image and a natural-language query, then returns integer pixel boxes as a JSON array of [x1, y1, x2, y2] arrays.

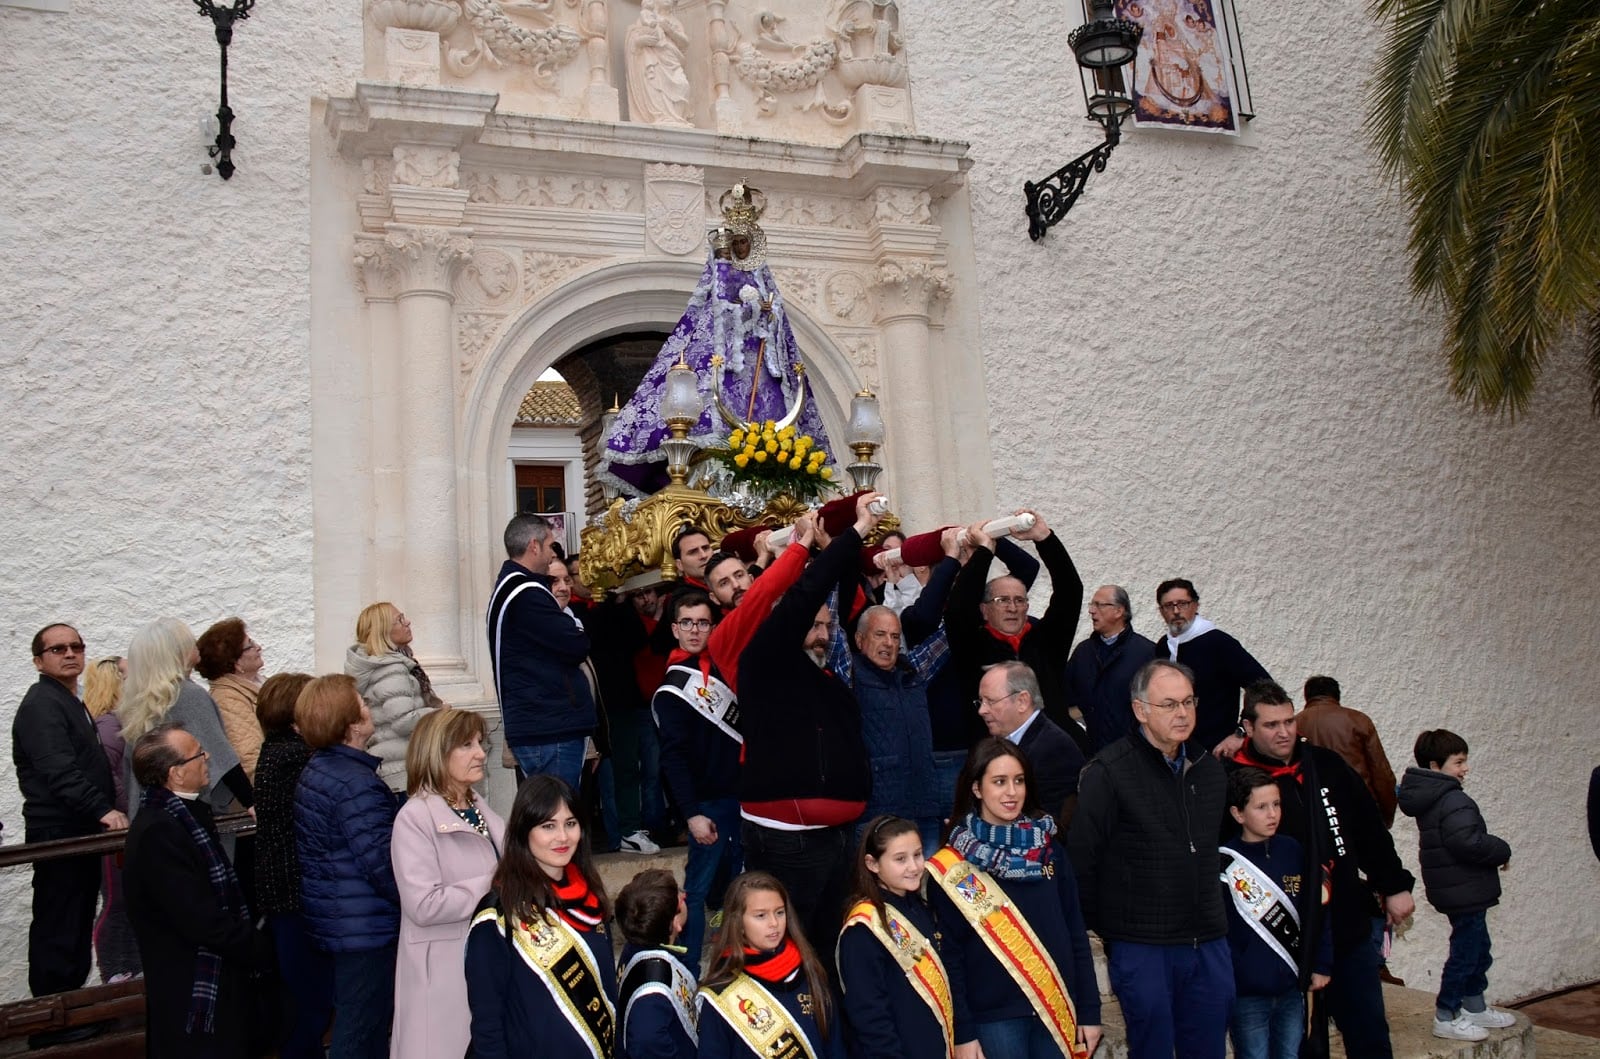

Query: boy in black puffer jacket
[[1397, 729, 1514, 1043]]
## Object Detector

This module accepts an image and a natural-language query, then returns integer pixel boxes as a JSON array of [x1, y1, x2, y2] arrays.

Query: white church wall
[[897, 0, 1600, 1000], [2, 0, 1596, 1005], [0, 2, 361, 995]]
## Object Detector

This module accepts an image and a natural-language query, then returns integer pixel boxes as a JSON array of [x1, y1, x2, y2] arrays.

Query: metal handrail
[[0, 813, 257, 869]]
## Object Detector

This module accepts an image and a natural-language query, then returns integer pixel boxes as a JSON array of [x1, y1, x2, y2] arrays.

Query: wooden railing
[[0, 815, 256, 1057]]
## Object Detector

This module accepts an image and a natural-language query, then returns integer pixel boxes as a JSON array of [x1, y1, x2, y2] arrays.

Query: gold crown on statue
[[719, 181, 767, 226]]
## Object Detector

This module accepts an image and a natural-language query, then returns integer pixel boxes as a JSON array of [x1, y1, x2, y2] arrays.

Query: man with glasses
[[12, 623, 125, 1038], [650, 591, 741, 967], [1065, 584, 1157, 754], [1069, 658, 1233, 1059], [947, 509, 1087, 750], [976, 661, 1086, 824], [1153, 578, 1270, 759]]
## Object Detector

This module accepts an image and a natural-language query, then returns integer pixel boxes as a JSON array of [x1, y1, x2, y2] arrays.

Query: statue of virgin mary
[[598, 184, 835, 498]]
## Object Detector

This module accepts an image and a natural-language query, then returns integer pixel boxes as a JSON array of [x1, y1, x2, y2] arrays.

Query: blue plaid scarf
[[142, 785, 249, 1035], [948, 811, 1058, 880]]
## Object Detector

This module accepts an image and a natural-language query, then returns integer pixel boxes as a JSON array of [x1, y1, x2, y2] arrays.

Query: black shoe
[[29, 1022, 106, 1048]]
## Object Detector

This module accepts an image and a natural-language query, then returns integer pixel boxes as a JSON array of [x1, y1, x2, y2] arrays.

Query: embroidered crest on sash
[[620, 949, 699, 1046], [838, 899, 955, 1058], [474, 906, 615, 1057], [928, 848, 1087, 1059], [655, 664, 742, 744], [702, 974, 819, 1059], [1219, 847, 1303, 976]]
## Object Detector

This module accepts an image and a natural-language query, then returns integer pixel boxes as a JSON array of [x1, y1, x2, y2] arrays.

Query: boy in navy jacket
[[1221, 767, 1331, 1059]]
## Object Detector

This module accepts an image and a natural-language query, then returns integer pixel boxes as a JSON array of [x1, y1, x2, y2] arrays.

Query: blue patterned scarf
[[142, 785, 249, 1035], [948, 812, 1058, 880]]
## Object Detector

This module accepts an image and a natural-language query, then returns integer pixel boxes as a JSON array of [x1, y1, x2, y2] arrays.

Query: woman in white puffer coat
[[344, 602, 441, 793]]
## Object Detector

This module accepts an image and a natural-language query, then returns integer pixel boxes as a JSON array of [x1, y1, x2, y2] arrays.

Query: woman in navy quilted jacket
[[293, 673, 401, 1059]]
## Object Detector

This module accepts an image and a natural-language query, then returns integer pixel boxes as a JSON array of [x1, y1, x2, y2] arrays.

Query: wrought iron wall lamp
[[194, 0, 255, 180], [1024, 0, 1141, 240]]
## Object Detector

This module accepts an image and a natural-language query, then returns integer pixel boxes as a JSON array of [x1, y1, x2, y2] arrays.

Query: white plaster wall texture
[[0, 2, 362, 997], [897, 0, 1600, 1000], [1, 0, 1596, 1007]]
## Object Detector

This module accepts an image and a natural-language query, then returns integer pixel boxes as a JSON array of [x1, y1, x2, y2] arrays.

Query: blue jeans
[[1323, 916, 1393, 1058], [596, 756, 621, 850], [331, 943, 396, 1059], [638, 718, 666, 829], [975, 1015, 1064, 1058], [269, 912, 334, 1059], [931, 749, 966, 824], [682, 798, 743, 969], [1438, 910, 1492, 1016], [1108, 938, 1233, 1059], [511, 738, 587, 792], [1231, 991, 1303, 1059]]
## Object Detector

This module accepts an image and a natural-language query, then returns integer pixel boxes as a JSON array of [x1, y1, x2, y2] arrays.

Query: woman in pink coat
[[389, 707, 506, 1059]]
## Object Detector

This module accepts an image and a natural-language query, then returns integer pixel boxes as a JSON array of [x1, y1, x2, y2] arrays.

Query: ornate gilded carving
[[448, 0, 584, 82], [644, 164, 705, 255], [463, 170, 634, 210], [453, 247, 518, 306], [393, 145, 460, 189]]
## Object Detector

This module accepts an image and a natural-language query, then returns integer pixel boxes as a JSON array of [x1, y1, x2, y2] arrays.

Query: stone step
[[595, 850, 1544, 1059]]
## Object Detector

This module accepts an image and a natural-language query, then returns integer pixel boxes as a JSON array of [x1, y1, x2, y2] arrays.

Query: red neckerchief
[[1233, 743, 1304, 784], [985, 622, 1029, 656], [740, 938, 802, 984], [666, 648, 714, 689], [547, 862, 604, 931]]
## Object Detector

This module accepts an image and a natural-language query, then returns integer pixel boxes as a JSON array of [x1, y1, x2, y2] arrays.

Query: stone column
[[873, 259, 952, 531], [385, 223, 475, 674], [353, 238, 406, 598]]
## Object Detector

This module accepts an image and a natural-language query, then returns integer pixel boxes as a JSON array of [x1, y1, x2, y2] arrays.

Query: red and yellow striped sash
[[928, 847, 1086, 1059], [839, 899, 955, 1058]]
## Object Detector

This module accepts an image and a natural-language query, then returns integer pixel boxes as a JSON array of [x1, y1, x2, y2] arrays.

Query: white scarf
[[1165, 615, 1217, 659]]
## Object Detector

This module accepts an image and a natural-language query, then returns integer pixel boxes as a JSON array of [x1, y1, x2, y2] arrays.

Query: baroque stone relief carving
[[776, 267, 824, 315], [839, 333, 879, 389], [727, 0, 908, 119], [626, 0, 694, 126], [872, 259, 952, 318], [362, 156, 396, 196], [762, 192, 875, 228], [522, 250, 596, 298], [453, 247, 519, 307], [456, 311, 507, 378], [643, 164, 705, 255], [447, 0, 584, 83], [872, 186, 932, 226], [393, 145, 460, 189], [463, 170, 635, 210], [353, 236, 403, 300], [385, 225, 475, 291], [825, 270, 872, 323], [370, 0, 460, 32]]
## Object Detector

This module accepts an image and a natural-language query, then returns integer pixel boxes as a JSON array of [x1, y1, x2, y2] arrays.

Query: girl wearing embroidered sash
[[615, 868, 698, 1059], [696, 872, 845, 1059], [837, 815, 982, 1059], [466, 776, 619, 1058], [928, 738, 1102, 1059]]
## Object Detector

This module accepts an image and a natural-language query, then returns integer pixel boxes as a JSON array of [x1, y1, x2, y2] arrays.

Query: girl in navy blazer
[[837, 815, 980, 1059], [697, 872, 845, 1059], [466, 775, 618, 1058]]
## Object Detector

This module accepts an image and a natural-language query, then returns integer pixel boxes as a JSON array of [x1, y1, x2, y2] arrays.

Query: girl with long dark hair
[[465, 775, 617, 1058], [697, 871, 845, 1059], [837, 814, 981, 1059], [928, 737, 1101, 1059]]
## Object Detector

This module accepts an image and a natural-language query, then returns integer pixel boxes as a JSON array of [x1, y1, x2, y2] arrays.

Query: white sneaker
[[1464, 1007, 1516, 1029], [1433, 1014, 1489, 1041], [620, 830, 661, 855]]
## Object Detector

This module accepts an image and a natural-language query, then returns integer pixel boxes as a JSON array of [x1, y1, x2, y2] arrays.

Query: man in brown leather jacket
[[1296, 675, 1399, 828]]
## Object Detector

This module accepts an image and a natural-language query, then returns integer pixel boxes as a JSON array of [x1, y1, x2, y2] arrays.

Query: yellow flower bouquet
[[705, 419, 837, 504]]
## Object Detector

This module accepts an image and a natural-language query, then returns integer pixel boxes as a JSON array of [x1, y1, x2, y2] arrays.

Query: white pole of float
[[872, 511, 1036, 568], [766, 496, 891, 550]]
